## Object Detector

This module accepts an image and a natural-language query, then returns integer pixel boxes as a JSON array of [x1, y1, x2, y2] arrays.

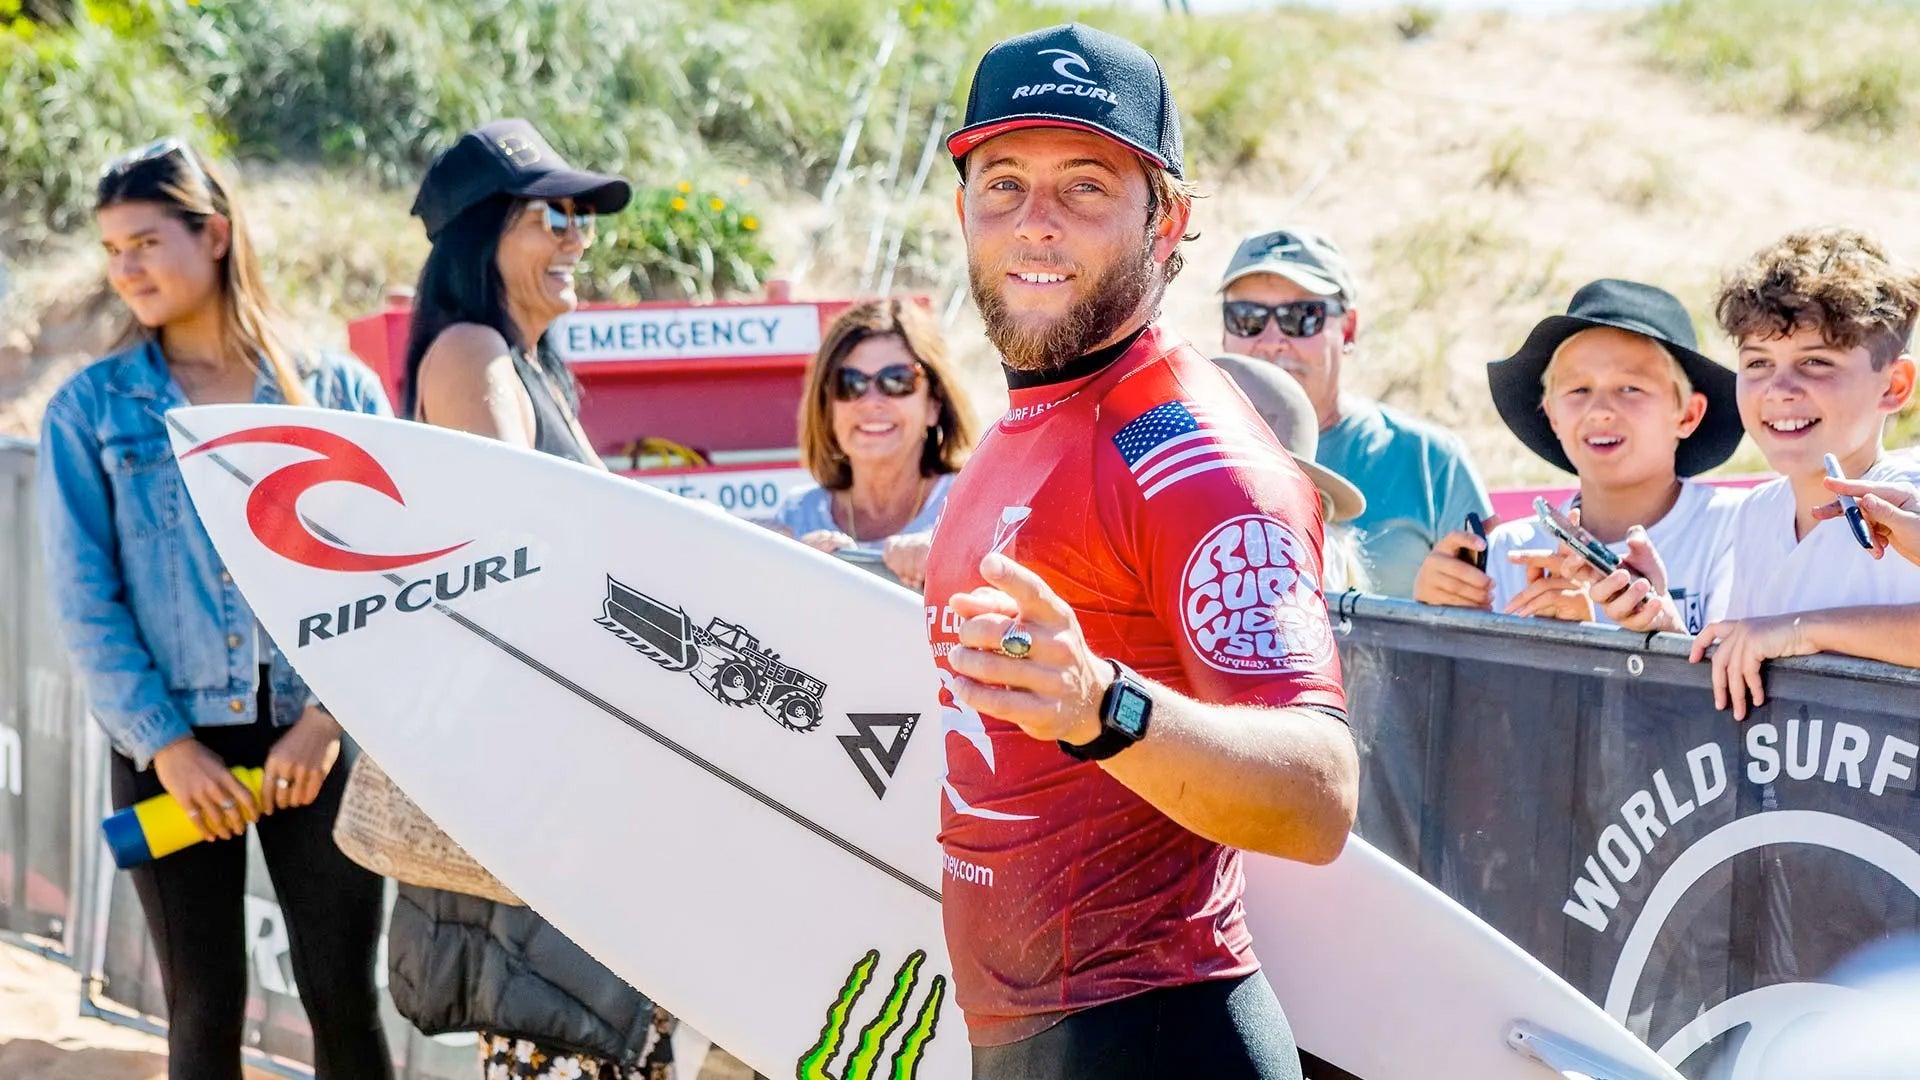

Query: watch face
[[1112, 686, 1150, 738]]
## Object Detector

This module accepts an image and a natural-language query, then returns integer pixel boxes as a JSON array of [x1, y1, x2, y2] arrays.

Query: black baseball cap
[[1488, 279, 1743, 477], [411, 119, 631, 239], [946, 23, 1183, 179]]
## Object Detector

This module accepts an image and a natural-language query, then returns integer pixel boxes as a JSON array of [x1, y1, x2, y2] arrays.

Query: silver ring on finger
[[220, 800, 237, 810], [999, 627, 1034, 659], [275, 777, 293, 790]]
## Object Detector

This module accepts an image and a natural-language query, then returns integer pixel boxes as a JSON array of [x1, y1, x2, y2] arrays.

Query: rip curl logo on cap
[[1181, 514, 1331, 673], [1008, 46, 1120, 107], [1037, 48, 1095, 85], [183, 426, 470, 573]]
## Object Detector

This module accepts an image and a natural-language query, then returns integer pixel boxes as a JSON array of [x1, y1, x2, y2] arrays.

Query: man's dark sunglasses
[[1222, 299, 1345, 339], [833, 363, 923, 401]]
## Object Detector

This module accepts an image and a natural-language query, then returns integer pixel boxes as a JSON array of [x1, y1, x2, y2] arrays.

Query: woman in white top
[[767, 298, 978, 589]]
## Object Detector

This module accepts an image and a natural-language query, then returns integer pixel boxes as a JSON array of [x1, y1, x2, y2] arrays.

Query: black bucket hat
[[411, 119, 631, 240], [1488, 278, 1742, 477]]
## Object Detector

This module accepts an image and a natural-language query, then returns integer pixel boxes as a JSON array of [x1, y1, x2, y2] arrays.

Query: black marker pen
[[1825, 453, 1876, 551]]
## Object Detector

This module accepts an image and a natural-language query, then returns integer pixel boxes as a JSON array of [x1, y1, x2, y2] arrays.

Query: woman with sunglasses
[[771, 298, 978, 590], [385, 120, 691, 1080], [37, 139, 394, 1078]]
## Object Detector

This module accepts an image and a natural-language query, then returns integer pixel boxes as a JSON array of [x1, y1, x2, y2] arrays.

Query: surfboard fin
[[1507, 1022, 1675, 1080]]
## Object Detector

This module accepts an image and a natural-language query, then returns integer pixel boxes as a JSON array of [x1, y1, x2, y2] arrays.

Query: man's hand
[[1814, 476, 1920, 566], [1556, 526, 1682, 632], [881, 531, 933, 590], [1504, 549, 1595, 622], [1689, 614, 1817, 721], [1412, 528, 1494, 609], [152, 737, 257, 842], [261, 706, 342, 814], [945, 554, 1111, 747]]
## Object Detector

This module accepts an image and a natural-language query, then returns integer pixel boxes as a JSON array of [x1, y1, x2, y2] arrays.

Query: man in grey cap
[[1220, 227, 1491, 597]]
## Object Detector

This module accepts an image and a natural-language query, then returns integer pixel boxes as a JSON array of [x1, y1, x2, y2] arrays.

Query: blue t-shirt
[[770, 473, 955, 554], [1315, 395, 1492, 598]]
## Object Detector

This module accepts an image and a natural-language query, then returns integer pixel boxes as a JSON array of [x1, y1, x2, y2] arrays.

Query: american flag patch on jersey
[[1112, 400, 1276, 500]]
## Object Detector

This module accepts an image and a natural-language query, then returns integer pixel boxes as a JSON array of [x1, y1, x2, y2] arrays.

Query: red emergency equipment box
[[346, 284, 873, 517]]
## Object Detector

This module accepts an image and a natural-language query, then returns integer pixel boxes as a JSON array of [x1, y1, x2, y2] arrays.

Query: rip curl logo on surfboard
[[182, 425, 471, 572], [799, 949, 945, 1080], [597, 576, 827, 733]]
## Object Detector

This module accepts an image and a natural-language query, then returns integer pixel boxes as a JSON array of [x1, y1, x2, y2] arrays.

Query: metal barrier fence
[[0, 436, 79, 948], [7, 432, 1920, 1078]]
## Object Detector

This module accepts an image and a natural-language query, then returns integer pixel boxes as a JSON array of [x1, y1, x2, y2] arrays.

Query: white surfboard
[[166, 404, 1679, 1080]]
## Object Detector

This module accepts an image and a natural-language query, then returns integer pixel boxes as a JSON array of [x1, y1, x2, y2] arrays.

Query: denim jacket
[[37, 340, 392, 769]]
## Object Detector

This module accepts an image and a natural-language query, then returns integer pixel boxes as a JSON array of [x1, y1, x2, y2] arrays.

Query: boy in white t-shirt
[[1413, 279, 1745, 632], [1687, 228, 1920, 718]]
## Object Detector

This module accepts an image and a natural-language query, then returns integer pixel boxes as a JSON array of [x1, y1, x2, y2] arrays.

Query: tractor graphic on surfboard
[[598, 575, 827, 733]]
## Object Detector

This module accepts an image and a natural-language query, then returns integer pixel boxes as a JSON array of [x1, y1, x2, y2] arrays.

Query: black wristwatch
[[1060, 660, 1152, 762]]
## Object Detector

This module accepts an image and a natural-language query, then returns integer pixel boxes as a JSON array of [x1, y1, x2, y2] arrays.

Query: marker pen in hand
[[1825, 453, 1876, 551]]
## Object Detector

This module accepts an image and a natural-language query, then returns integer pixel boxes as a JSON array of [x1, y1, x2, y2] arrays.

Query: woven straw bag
[[332, 753, 522, 905]]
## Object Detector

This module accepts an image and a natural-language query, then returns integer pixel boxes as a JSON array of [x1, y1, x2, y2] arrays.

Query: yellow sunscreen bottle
[[101, 767, 264, 868]]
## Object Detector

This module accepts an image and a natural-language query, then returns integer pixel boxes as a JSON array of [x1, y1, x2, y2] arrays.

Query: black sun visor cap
[[411, 119, 632, 240], [946, 23, 1183, 180]]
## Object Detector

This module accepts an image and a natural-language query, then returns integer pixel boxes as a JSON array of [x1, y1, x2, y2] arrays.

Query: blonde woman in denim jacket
[[36, 140, 394, 1080]]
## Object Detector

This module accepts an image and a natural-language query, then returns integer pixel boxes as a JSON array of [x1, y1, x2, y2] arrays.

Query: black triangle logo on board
[[839, 713, 920, 799]]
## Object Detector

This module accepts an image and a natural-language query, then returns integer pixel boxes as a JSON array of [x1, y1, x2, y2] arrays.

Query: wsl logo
[[1565, 717, 1920, 1077]]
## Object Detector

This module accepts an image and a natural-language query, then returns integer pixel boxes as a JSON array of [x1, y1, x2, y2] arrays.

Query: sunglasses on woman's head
[[101, 136, 209, 187], [832, 363, 922, 402], [529, 200, 595, 241], [1222, 299, 1344, 340]]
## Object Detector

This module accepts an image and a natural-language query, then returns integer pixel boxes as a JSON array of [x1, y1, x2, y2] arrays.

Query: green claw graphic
[[798, 949, 946, 1080]]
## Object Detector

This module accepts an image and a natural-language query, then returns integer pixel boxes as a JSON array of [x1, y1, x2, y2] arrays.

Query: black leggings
[[971, 971, 1303, 1080], [109, 684, 391, 1080]]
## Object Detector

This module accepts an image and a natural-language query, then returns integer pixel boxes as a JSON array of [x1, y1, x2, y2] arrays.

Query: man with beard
[[1220, 227, 1492, 598], [923, 23, 1361, 1080]]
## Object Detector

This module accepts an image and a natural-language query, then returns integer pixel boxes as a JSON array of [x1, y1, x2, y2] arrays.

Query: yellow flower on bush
[[709, 197, 726, 212], [670, 196, 687, 212], [676, 180, 692, 194], [742, 216, 759, 232]]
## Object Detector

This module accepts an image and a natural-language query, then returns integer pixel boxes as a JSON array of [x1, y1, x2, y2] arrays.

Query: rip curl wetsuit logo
[[183, 426, 470, 572], [1181, 514, 1332, 674], [798, 950, 944, 1080]]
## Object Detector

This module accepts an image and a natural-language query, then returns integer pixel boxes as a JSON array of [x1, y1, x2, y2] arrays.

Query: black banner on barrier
[[1337, 598, 1920, 1078]]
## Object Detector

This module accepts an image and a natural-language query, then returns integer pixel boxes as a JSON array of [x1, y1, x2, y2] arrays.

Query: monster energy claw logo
[[798, 950, 945, 1080]]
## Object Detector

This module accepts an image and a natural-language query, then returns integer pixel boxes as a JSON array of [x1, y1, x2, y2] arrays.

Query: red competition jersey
[[923, 325, 1347, 1046]]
